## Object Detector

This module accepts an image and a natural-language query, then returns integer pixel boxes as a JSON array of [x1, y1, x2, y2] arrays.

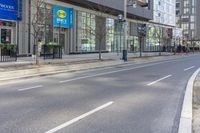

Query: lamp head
[[118, 14, 123, 21], [132, 1, 137, 8]]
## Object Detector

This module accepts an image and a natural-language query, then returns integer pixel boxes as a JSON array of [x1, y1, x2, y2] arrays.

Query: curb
[[0, 61, 124, 83], [0, 53, 197, 83], [178, 68, 200, 133], [0, 55, 195, 84]]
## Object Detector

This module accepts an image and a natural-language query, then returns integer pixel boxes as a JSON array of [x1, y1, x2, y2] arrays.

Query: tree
[[31, 0, 45, 65], [83, 0, 114, 60], [153, 25, 162, 55]]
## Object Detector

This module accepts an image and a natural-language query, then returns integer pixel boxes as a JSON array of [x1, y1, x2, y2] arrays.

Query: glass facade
[[145, 25, 162, 51], [106, 18, 115, 52], [79, 12, 96, 52], [32, 2, 172, 55]]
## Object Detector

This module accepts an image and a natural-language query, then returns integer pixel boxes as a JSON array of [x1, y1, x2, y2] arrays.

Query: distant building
[[145, 0, 176, 52], [176, 0, 200, 46], [153, 0, 176, 26]]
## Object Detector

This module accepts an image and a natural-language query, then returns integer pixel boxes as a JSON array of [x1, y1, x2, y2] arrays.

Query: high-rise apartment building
[[146, 0, 176, 52], [176, 0, 200, 46], [153, 0, 176, 26]]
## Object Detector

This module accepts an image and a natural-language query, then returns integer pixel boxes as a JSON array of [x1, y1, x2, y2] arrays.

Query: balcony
[[137, 0, 149, 7]]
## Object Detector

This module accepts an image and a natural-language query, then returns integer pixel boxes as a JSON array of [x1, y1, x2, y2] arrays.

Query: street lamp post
[[122, 0, 137, 61], [17, 0, 20, 56], [174, 28, 178, 55], [121, 0, 128, 62], [117, 14, 123, 56], [58, 21, 61, 46]]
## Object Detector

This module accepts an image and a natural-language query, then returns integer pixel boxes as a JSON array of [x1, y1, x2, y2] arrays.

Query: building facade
[[144, 0, 176, 52], [176, 0, 200, 47], [0, 0, 156, 55], [153, 0, 176, 26]]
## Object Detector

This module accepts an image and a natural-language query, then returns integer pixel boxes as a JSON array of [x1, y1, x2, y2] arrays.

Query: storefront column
[[95, 16, 106, 51]]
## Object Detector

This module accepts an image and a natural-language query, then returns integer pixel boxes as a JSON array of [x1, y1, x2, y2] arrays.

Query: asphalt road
[[0, 54, 200, 133]]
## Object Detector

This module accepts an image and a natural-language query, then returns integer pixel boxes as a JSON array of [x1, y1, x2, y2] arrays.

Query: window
[[106, 18, 114, 51], [176, 3, 180, 8], [79, 11, 96, 52], [176, 10, 180, 15]]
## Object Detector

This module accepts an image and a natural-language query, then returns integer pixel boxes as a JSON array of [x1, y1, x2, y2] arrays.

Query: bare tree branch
[[83, 0, 115, 60]]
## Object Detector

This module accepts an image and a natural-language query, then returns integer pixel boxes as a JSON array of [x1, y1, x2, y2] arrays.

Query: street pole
[[44, 3, 47, 45], [28, 0, 31, 54], [119, 22, 122, 54], [17, 0, 20, 56], [159, 28, 161, 56], [123, 0, 128, 61], [140, 36, 142, 57], [58, 22, 61, 45], [174, 38, 176, 55]]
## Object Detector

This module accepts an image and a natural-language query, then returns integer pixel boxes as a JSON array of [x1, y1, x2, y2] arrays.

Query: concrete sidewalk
[[0, 52, 190, 83], [0, 52, 172, 68]]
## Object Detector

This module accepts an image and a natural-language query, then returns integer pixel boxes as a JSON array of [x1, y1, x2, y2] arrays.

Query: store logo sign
[[53, 6, 74, 28], [0, 0, 22, 21], [0, 4, 15, 10], [57, 10, 67, 19]]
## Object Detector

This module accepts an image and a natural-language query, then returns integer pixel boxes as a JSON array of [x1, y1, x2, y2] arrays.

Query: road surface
[[0, 55, 199, 133]]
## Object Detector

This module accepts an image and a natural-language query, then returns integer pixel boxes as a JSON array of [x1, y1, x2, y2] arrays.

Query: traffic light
[[137, 24, 147, 37]]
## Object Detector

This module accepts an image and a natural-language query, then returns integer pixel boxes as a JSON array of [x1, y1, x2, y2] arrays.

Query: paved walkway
[[0, 52, 172, 68], [0, 52, 191, 83]]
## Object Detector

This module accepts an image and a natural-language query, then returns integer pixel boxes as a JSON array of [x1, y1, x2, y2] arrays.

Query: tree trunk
[[35, 40, 39, 65], [159, 36, 161, 56], [99, 40, 102, 60]]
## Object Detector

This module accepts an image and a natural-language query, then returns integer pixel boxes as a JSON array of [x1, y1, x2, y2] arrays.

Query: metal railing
[[41, 45, 62, 60], [0, 46, 17, 62]]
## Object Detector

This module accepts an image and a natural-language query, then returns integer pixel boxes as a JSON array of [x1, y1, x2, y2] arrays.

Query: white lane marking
[[18, 85, 43, 91], [147, 75, 172, 86], [45, 101, 114, 133], [79, 57, 195, 74], [59, 60, 177, 83], [184, 66, 195, 71]]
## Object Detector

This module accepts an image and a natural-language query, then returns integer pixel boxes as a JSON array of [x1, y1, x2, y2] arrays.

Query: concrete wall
[[87, 0, 153, 20], [58, 0, 153, 21]]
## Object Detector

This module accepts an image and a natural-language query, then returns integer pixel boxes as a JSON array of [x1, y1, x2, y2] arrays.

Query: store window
[[0, 21, 16, 44], [79, 12, 96, 52], [146, 25, 161, 52], [106, 18, 114, 52], [1, 29, 11, 44]]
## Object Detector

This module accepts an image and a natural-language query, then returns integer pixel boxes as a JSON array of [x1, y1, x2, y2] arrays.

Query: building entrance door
[[0, 28, 12, 44], [53, 33, 66, 53]]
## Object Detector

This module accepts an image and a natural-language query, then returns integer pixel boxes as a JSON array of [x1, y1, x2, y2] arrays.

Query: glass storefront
[[34, 2, 173, 55], [145, 25, 162, 52], [79, 12, 96, 52], [128, 36, 139, 52], [106, 18, 115, 52]]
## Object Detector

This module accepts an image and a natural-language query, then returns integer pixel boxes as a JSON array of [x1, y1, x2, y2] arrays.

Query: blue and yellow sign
[[53, 6, 74, 28], [0, 0, 22, 21]]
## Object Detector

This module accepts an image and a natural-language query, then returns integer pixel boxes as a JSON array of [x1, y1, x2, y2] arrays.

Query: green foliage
[[43, 42, 62, 49], [0, 44, 17, 50]]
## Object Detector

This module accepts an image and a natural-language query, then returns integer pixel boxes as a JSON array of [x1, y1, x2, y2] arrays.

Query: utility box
[[122, 50, 128, 61]]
